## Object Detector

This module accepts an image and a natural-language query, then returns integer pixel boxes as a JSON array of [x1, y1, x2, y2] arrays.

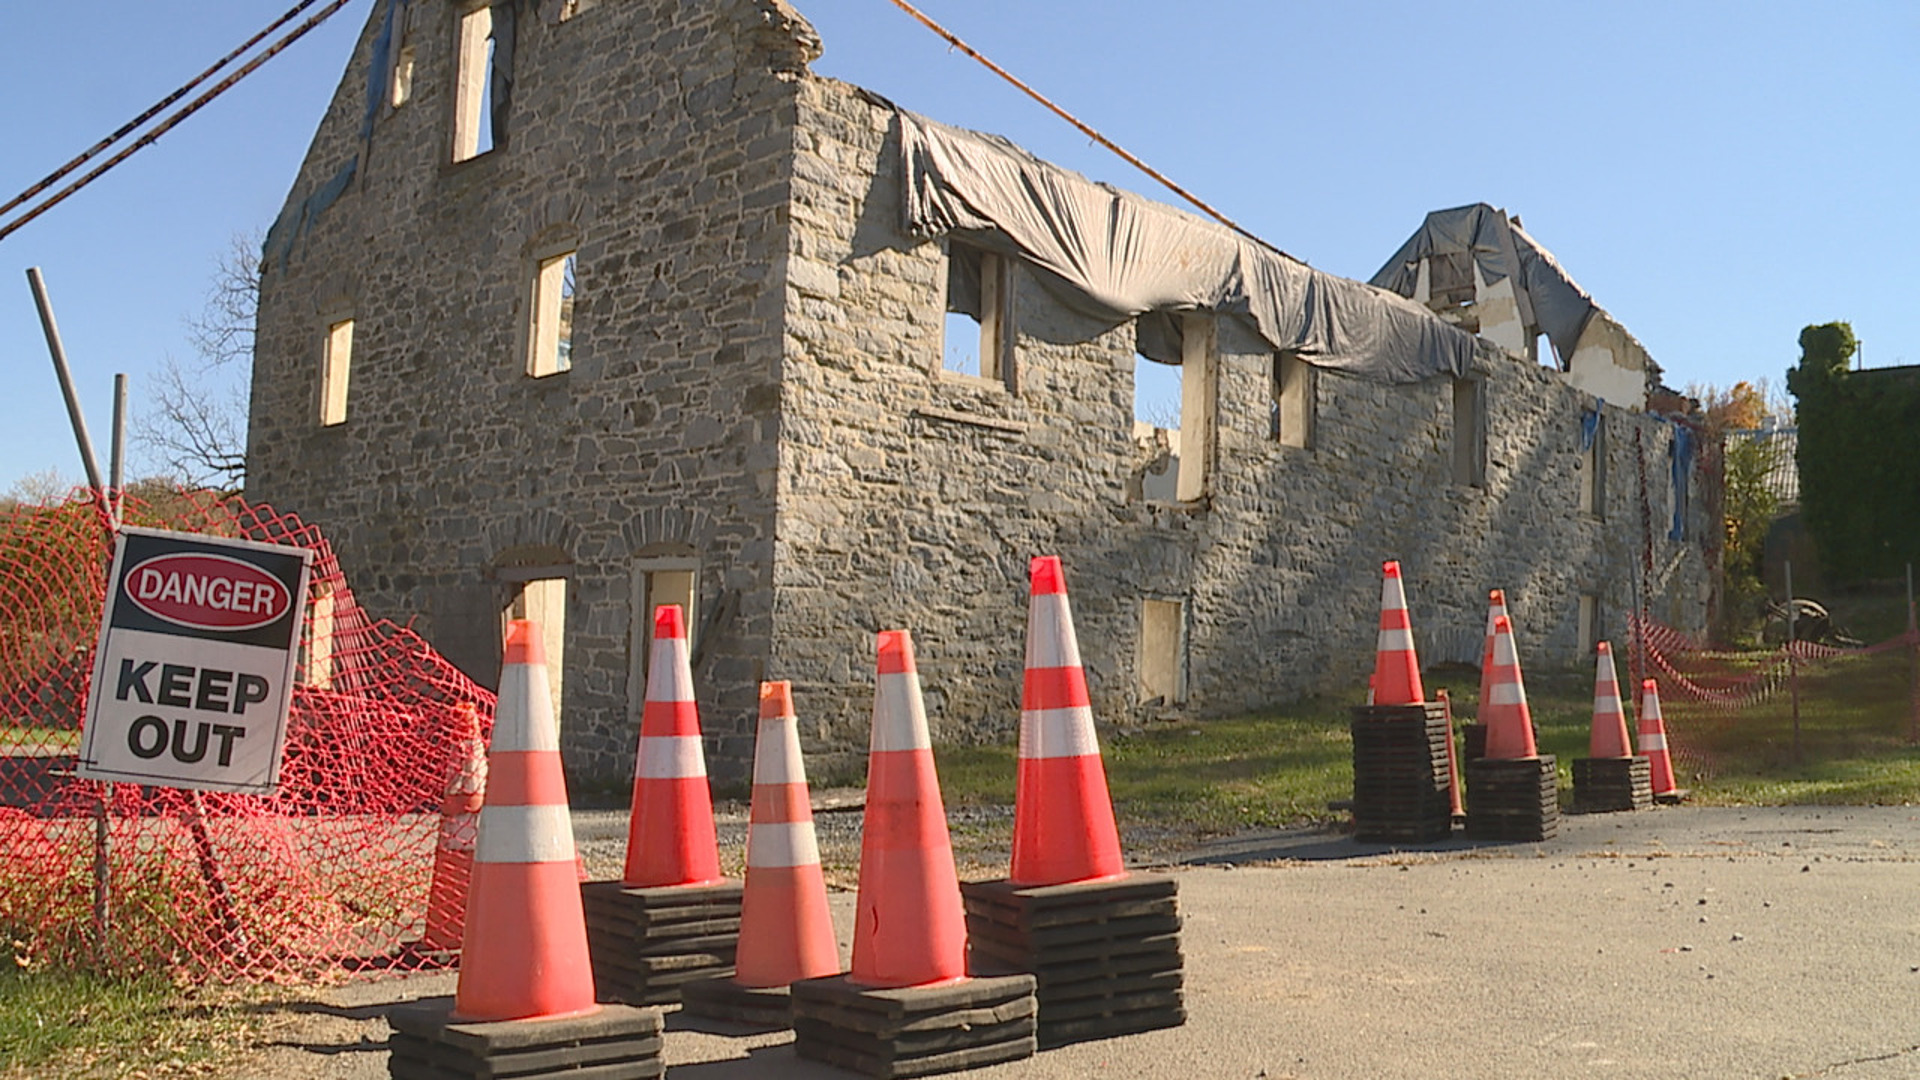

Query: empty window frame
[[529, 251, 577, 377], [451, 5, 497, 161], [942, 244, 1015, 386], [503, 574, 567, 727], [320, 318, 353, 426], [1451, 377, 1486, 487], [1579, 410, 1606, 518], [1138, 598, 1187, 706], [1577, 594, 1601, 655], [1272, 351, 1315, 449], [1134, 314, 1217, 503], [390, 41, 416, 108], [628, 557, 699, 706]]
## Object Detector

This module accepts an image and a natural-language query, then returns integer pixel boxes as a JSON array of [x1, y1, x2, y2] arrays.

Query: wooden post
[[1786, 561, 1801, 764], [1907, 564, 1917, 745]]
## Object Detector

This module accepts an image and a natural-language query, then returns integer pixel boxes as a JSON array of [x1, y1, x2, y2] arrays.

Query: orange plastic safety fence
[[0, 487, 494, 983]]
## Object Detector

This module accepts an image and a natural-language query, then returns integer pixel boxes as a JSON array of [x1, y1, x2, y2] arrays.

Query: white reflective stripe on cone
[[872, 672, 931, 752], [1594, 694, 1622, 713], [1489, 682, 1528, 707], [645, 639, 696, 703], [1493, 633, 1521, 666], [636, 735, 708, 779], [752, 720, 805, 785], [1639, 733, 1668, 752], [492, 667, 559, 753], [1018, 706, 1100, 760], [746, 821, 821, 869], [1024, 596, 1082, 670], [475, 804, 577, 863], [1376, 627, 1414, 651]]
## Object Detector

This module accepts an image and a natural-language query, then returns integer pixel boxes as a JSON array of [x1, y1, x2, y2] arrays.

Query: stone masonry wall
[[250, 0, 815, 782], [771, 76, 1716, 766]]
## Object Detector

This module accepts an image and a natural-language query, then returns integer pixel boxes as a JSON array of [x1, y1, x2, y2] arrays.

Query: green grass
[[0, 964, 255, 1079], [934, 648, 1920, 848], [0, 727, 80, 755]]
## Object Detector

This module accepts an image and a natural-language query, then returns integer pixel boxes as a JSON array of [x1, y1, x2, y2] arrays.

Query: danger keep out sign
[[78, 527, 313, 795]]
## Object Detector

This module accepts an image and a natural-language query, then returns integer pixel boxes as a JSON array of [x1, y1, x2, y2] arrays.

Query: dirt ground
[[207, 804, 1920, 1080]]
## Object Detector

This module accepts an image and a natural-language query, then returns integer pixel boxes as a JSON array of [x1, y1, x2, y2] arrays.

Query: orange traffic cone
[[734, 681, 841, 988], [1638, 679, 1679, 797], [622, 605, 723, 888], [453, 620, 596, 1022], [1588, 643, 1633, 759], [421, 703, 486, 951], [1480, 614, 1538, 760], [1371, 561, 1424, 705], [849, 630, 967, 989], [1011, 556, 1125, 887], [1479, 589, 1510, 674]]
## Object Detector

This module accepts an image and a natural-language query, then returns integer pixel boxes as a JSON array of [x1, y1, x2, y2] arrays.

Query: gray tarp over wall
[[896, 110, 1474, 383], [1367, 202, 1599, 366]]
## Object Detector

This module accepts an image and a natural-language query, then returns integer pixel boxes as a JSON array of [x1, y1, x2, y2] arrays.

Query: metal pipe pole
[[109, 373, 127, 528], [26, 267, 106, 492], [1786, 561, 1801, 763]]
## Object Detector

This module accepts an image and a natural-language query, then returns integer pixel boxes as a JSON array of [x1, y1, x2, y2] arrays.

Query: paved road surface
[[248, 805, 1920, 1080]]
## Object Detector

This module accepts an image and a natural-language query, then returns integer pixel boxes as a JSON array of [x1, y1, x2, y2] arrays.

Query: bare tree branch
[[134, 231, 259, 489]]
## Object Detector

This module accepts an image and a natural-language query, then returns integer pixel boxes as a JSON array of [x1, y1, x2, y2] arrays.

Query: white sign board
[[77, 527, 314, 794]]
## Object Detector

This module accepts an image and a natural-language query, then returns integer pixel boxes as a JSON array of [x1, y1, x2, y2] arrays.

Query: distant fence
[[1630, 612, 1920, 782], [0, 488, 492, 982]]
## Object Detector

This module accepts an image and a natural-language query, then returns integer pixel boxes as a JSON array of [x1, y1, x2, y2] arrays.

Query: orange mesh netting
[[0, 487, 493, 982]]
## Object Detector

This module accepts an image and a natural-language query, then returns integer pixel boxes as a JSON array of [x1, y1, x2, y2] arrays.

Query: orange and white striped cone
[[1638, 679, 1679, 797], [622, 604, 723, 888], [421, 703, 487, 951], [849, 630, 968, 989], [734, 681, 841, 988], [1371, 561, 1425, 705], [1588, 642, 1634, 759], [1479, 589, 1510, 677], [1480, 614, 1538, 760], [1011, 556, 1125, 887], [453, 620, 597, 1022]]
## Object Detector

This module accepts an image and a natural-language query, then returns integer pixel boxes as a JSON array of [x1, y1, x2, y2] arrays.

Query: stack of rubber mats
[[1464, 756, 1560, 841], [962, 874, 1186, 1048], [1571, 755, 1653, 813], [387, 1002, 664, 1080], [1349, 702, 1454, 843], [790, 973, 1038, 1078], [581, 881, 742, 1007]]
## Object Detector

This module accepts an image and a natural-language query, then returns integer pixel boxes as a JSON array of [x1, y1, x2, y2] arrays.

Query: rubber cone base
[[387, 997, 662, 1080], [962, 875, 1186, 1049], [1464, 756, 1560, 842], [680, 977, 794, 1032], [791, 973, 1038, 1078], [1350, 703, 1454, 844], [581, 880, 742, 1007], [1571, 756, 1653, 814]]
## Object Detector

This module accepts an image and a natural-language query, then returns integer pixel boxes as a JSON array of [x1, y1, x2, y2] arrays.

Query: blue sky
[[2, 0, 1913, 488]]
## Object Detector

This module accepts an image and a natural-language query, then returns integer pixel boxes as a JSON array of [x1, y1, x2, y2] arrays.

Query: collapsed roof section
[[897, 110, 1476, 384], [1369, 203, 1661, 408]]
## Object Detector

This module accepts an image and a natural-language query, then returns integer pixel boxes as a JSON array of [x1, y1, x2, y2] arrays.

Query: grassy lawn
[[0, 727, 80, 755], [0, 965, 257, 1080]]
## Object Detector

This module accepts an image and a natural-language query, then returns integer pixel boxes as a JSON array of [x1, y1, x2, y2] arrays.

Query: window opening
[[943, 245, 1013, 385], [504, 576, 566, 726], [530, 251, 576, 377], [1579, 410, 1606, 518], [1578, 594, 1601, 655], [1138, 598, 1187, 706], [390, 43, 415, 108], [1272, 351, 1314, 450], [303, 587, 336, 689], [1452, 377, 1486, 487], [452, 6, 496, 161], [321, 318, 353, 426], [628, 557, 699, 719]]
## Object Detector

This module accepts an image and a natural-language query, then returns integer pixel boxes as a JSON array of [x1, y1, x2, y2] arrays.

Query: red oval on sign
[[125, 553, 293, 632]]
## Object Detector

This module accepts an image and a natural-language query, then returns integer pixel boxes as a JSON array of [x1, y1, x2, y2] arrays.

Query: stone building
[[248, 0, 1718, 783]]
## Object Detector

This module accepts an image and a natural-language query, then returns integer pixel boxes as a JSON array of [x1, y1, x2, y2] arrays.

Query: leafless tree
[[136, 232, 259, 489]]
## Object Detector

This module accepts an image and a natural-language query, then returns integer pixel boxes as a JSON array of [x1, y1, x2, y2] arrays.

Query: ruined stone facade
[[250, 0, 1717, 784]]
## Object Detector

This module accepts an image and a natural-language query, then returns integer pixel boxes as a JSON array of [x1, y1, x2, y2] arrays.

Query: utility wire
[[0, 0, 355, 245], [0, 0, 329, 222], [882, 0, 1300, 264]]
